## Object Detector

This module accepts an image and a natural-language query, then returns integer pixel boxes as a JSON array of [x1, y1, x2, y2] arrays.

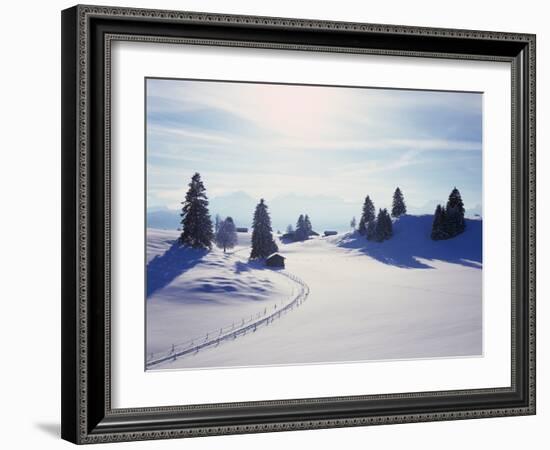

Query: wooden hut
[[266, 253, 285, 268]]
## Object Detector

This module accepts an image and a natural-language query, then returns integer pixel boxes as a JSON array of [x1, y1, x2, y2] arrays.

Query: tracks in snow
[[146, 248, 310, 369]]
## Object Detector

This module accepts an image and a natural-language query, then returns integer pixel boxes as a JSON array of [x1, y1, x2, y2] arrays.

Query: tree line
[[179, 172, 278, 259], [178, 173, 468, 258], [284, 214, 316, 241], [430, 188, 466, 240], [354, 187, 407, 242]]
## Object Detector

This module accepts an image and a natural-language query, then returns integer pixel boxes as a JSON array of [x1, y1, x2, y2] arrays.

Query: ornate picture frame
[[61, 4, 535, 444]]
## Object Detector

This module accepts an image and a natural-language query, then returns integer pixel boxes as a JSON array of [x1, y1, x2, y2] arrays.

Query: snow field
[[147, 215, 482, 370], [146, 230, 298, 360]]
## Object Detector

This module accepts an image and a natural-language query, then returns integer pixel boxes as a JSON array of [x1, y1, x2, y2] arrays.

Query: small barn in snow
[[324, 230, 338, 237], [266, 253, 285, 268]]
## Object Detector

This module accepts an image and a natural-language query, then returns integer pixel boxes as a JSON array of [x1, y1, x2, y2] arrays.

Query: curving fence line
[[146, 271, 310, 369]]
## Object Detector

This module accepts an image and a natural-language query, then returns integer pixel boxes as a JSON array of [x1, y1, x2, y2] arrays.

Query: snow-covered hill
[[332, 214, 482, 269], [146, 229, 297, 359], [147, 215, 482, 370]]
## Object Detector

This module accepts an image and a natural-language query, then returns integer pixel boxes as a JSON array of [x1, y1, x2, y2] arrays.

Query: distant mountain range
[[147, 192, 482, 232], [148, 192, 359, 232], [146, 207, 182, 230]]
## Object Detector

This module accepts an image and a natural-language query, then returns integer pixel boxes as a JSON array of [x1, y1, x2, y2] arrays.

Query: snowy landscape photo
[[145, 78, 483, 371]]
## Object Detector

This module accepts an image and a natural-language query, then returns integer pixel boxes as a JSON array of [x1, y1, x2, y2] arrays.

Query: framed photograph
[[61, 5, 536, 444]]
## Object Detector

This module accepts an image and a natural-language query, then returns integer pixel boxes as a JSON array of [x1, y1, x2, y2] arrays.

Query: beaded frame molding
[[61, 4, 536, 444]]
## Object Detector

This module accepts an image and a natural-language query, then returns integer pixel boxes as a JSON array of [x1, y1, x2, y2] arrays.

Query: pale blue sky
[[146, 78, 482, 225]]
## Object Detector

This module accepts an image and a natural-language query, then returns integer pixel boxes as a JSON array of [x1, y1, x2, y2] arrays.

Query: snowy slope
[[332, 214, 482, 269], [146, 229, 296, 360], [149, 215, 482, 370]]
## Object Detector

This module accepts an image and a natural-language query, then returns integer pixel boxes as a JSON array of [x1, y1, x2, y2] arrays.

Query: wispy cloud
[[274, 137, 481, 153], [146, 78, 482, 212], [148, 125, 234, 145]]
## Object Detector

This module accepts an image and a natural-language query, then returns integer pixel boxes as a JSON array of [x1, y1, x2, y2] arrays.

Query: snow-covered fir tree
[[304, 214, 313, 236], [179, 172, 214, 249], [384, 209, 394, 240], [297, 214, 304, 229], [358, 195, 376, 235], [286, 224, 294, 234], [430, 204, 448, 240], [374, 208, 393, 242], [250, 199, 278, 259], [350, 216, 357, 230], [445, 187, 466, 236], [295, 214, 308, 241], [215, 216, 238, 253], [430, 188, 466, 240], [366, 219, 377, 241], [373, 209, 385, 242], [391, 187, 407, 218], [447, 187, 465, 215]]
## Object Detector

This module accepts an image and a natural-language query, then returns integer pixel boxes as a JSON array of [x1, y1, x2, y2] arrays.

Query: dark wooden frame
[[61, 4, 536, 444]]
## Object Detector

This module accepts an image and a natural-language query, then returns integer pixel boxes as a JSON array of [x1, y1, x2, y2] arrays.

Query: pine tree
[[250, 199, 278, 259], [366, 219, 377, 241], [286, 224, 294, 234], [445, 187, 466, 236], [350, 216, 357, 230], [391, 187, 407, 218], [374, 208, 393, 242], [430, 204, 448, 240], [374, 209, 385, 242], [430, 188, 466, 240], [216, 217, 238, 253], [295, 214, 307, 241], [179, 172, 214, 249], [304, 214, 313, 236], [447, 187, 465, 215], [383, 208, 393, 240], [358, 195, 376, 235]]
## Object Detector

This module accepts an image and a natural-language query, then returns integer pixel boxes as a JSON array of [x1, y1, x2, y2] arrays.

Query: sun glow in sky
[[146, 78, 482, 217]]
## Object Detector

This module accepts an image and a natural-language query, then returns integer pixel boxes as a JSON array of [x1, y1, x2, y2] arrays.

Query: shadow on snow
[[336, 215, 482, 269], [146, 240, 208, 297], [234, 259, 284, 274]]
